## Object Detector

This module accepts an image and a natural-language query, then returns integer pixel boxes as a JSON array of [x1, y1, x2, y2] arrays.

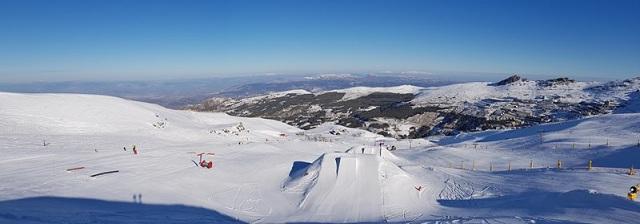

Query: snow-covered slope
[[238, 89, 312, 103], [2, 92, 640, 223], [192, 76, 640, 139], [329, 85, 424, 101], [0, 92, 299, 137], [412, 80, 592, 105], [236, 77, 638, 105], [412, 77, 640, 106]]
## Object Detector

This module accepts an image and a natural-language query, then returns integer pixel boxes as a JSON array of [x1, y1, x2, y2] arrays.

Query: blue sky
[[0, 0, 639, 82]]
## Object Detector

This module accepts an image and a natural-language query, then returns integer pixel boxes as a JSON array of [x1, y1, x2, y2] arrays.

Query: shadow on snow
[[592, 145, 640, 168], [0, 196, 243, 224], [437, 189, 640, 216]]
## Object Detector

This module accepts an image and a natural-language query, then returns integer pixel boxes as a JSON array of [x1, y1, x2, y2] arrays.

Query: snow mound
[[282, 150, 423, 222]]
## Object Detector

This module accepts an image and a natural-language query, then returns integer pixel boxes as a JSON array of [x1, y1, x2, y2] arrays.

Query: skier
[[138, 193, 142, 203], [361, 147, 365, 154], [123, 146, 127, 151]]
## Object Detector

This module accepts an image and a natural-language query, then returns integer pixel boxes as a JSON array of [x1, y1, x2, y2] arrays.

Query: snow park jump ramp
[[282, 148, 426, 223]]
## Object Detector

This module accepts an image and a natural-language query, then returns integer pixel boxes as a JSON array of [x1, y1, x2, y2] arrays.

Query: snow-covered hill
[[2, 92, 640, 223], [411, 76, 640, 106], [331, 85, 424, 101], [191, 76, 640, 138]]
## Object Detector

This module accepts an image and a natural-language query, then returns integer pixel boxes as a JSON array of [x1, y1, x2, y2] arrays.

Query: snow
[[238, 84, 424, 102], [412, 80, 595, 105], [2, 92, 640, 223], [285, 153, 384, 222], [329, 85, 424, 101], [411, 78, 640, 108], [237, 89, 311, 104], [271, 89, 311, 96], [229, 77, 640, 109], [615, 90, 640, 114]]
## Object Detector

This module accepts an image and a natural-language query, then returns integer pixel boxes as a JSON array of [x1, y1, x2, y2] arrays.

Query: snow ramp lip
[[282, 152, 426, 223]]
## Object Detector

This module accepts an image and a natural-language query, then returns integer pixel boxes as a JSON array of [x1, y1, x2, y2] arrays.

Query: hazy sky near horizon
[[0, 0, 639, 82]]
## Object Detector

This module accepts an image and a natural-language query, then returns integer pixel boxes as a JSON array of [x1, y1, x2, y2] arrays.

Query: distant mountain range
[[212, 73, 455, 98], [0, 73, 456, 109], [189, 75, 640, 138]]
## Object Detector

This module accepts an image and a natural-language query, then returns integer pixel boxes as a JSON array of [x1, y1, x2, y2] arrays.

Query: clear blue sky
[[0, 0, 639, 82]]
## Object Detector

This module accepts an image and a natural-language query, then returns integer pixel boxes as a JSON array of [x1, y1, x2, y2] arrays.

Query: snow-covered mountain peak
[[191, 76, 640, 138]]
